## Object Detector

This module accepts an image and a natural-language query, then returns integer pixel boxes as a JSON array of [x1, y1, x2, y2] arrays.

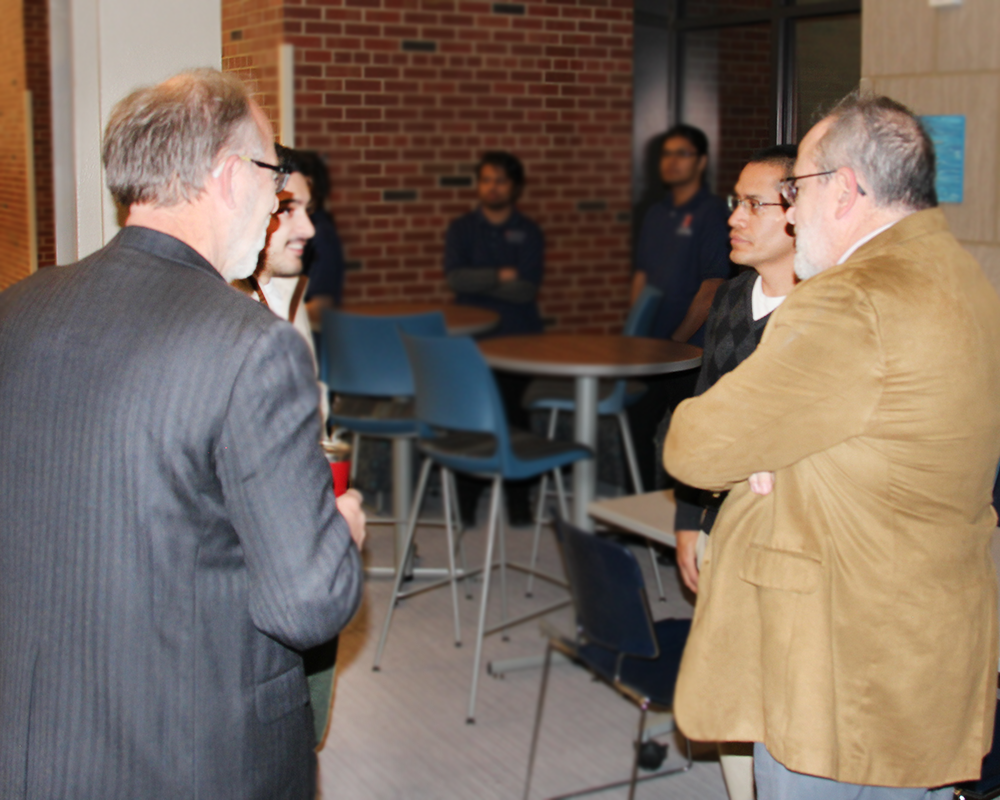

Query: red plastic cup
[[331, 460, 351, 497]]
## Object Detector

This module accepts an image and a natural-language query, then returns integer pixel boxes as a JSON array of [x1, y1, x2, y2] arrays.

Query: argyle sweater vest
[[675, 269, 772, 532]]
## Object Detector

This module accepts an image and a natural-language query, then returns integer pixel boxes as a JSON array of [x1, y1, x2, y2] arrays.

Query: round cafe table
[[341, 301, 499, 337], [479, 334, 702, 530]]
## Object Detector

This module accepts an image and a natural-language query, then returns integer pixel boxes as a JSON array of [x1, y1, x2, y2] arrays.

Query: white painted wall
[[49, 0, 222, 263]]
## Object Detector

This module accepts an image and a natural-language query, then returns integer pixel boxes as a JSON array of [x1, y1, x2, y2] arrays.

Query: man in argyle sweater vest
[[657, 144, 799, 800]]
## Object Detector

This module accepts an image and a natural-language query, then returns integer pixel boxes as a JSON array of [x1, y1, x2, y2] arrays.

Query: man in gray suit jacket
[[0, 69, 365, 799]]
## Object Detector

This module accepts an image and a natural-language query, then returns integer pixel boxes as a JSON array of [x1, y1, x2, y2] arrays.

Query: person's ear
[[210, 154, 241, 211], [833, 167, 863, 220]]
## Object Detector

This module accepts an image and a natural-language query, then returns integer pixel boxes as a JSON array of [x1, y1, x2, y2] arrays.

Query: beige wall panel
[[869, 74, 998, 244], [862, 0, 936, 77], [936, 0, 1000, 73], [963, 244, 1000, 298]]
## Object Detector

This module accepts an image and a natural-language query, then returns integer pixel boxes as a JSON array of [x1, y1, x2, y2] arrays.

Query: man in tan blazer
[[665, 93, 1000, 798]]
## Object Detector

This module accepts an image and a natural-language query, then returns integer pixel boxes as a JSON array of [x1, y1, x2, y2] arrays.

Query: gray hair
[[103, 69, 260, 208], [814, 92, 937, 211]]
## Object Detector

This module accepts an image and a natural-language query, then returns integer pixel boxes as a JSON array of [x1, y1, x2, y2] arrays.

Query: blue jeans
[[754, 743, 954, 800]]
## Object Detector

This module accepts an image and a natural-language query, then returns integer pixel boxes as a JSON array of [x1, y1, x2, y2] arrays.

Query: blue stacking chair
[[523, 517, 692, 800], [322, 309, 451, 511], [522, 286, 667, 600], [372, 333, 592, 723], [322, 309, 448, 455]]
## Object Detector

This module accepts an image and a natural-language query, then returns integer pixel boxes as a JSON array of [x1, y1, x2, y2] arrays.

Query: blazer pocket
[[739, 544, 821, 594], [256, 663, 309, 723]]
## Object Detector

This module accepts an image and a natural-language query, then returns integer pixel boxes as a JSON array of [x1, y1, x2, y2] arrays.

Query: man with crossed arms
[[666, 143, 798, 800], [666, 94, 1000, 798]]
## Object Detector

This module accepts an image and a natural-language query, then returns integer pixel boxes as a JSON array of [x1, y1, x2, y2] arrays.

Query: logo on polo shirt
[[505, 229, 527, 245], [676, 214, 694, 237]]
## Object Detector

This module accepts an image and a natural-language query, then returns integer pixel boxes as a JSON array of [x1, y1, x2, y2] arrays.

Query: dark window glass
[[681, 23, 773, 194], [680, 0, 773, 18], [794, 14, 862, 139]]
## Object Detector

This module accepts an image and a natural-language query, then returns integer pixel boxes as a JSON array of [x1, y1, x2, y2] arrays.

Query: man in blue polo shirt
[[632, 124, 732, 344], [444, 151, 543, 526], [444, 151, 544, 337], [628, 124, 733, 490]]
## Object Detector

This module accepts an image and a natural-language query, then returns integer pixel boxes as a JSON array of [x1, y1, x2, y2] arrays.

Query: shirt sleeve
[[670, 284, 726, 530], [216, 322, 363, 651], [674, 494, 705, 531], [664, 276, 882, 491]]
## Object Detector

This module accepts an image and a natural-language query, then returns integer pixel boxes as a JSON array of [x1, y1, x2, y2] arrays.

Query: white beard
[[792, 216, 833, 281], [794, 249, 825, 281], [224, 226, 268, 282]]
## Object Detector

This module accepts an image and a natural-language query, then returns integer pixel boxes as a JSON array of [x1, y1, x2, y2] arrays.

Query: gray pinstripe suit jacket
[[0, 226, 363, 799]]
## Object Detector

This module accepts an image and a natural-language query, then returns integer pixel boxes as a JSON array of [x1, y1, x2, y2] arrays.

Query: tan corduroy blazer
[[664, 208, 1000, 788]]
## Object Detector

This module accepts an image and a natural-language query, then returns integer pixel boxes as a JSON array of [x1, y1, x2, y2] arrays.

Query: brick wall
[[0, 0, 32, 291], [24, 0, 54, 268], [223, 0, 286, 134], [715, 23, 772, 195], [223, 0, 635, 333]]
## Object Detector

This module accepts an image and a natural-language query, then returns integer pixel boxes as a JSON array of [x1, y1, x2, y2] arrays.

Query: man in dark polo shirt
[[444, 151, 543, 525], [631, 124, 732, 345], [444, 151, 544, 337], [628, 124, 734, 490]]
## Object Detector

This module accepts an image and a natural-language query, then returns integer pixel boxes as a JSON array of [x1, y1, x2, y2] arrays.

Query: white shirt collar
[[837, 221, 896, 265], [751, 274, 788, 321]]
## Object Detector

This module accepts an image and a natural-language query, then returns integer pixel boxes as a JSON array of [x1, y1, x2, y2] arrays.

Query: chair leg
[[372, 456, 433, 671], [467, 475, 503, 724], [627, 705, 650, 800], [497, 486, 509, 639], [525, 407, 560, 597], [522, 642, 555, 800], [617, 411, 665, 602], [440, 466, 463, 648], [447, 470, 473, 600], [524, 471, 548, 597], [553, 466, 569, 519]]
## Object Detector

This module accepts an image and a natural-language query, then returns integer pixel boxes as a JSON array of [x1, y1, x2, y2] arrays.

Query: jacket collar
[[846, 207, 948, 264], [113, 225, 225, 283]]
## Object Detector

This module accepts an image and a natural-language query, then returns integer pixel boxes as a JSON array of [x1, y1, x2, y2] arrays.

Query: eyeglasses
[[779, 170, 867, 205], [239, 155, 291, 192], [662, 149, 698, 160], [726, 194, 785, 215]]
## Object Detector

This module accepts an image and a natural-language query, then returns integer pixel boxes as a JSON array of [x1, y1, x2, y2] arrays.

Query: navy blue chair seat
[[574, 618, 690, 707], [523, 517, 692, 800]]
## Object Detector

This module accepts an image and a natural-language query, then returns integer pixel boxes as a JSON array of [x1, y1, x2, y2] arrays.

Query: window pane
[[794, 14, 861, 139], [681, 24, 773, 195]]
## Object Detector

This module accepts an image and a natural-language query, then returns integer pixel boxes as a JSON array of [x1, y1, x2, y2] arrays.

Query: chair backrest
[[400, 331, 511, 450], [553, 517, 659, 658], [598, 286, 665, 411], [623, 285, 663, 338], [321, 310, 447, 396]]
